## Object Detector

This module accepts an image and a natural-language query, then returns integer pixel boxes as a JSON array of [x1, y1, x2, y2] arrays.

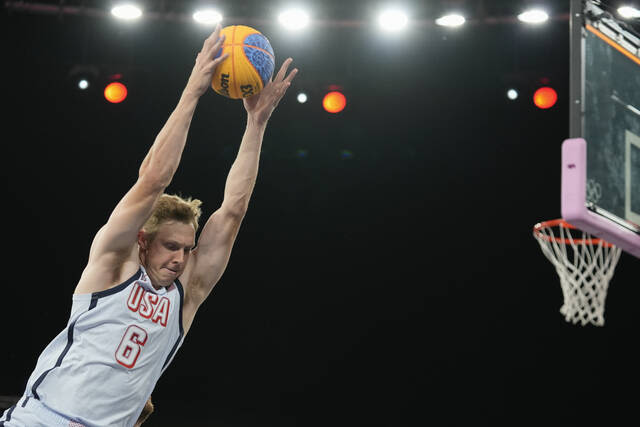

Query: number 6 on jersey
[[115, 325, 148, 368]]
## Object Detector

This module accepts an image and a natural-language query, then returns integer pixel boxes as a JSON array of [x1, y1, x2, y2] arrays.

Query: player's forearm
[[138, 91, 200, 187], [222, 117, 267, 214]]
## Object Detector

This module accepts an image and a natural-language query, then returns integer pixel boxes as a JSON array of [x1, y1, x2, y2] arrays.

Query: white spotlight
[[297, 93, 308, 103], [78, 79, 89, 90], [618, 6, 640, 19], [517, 9, 549, 24], [193, 9, 223, 25], [278, 9, 310, 30], [507, 89, 519, 100], [436, 14, 466, 28], [378, 9, 409, 32], [111, 3, 142, 20]]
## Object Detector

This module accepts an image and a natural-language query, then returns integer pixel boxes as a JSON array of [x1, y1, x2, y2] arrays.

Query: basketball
[[211, 25, 275, 99]]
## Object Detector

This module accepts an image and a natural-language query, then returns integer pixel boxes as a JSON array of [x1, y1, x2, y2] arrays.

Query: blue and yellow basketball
[[212, 25, 275, 99]]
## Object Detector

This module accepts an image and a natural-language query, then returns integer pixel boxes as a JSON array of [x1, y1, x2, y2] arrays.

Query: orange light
[[533, 87, 557, 109], [104, 82, 128, 103], [322, 91, 346, 113]]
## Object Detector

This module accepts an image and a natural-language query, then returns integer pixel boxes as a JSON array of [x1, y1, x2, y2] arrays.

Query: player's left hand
[[244, 58, 298, 125], [185, 23, 229, 99]]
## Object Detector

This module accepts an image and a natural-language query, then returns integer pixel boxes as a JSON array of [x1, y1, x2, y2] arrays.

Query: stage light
[[340, 149, 353, 159], [104, 82, 128, 103], [378, 9, 408, 32], [297, 93, 308, 103], [618, 6, 640, 19], [193, 8, 223, 25], [533, 87, 557, 109], [111, 3, 142, 20], [507, 89, 518, 100], [518, 9, 549, 24], [278, 9, 310, 30], [436, 14, 466, 27], [323, 91, 346, 113], [68, 64, 99, 93]]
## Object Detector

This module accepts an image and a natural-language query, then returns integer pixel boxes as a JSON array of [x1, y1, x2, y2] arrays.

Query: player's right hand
[[185, 23, 229, 98]]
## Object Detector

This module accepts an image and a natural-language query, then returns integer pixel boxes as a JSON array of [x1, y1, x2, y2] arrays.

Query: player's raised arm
[[179, 59, 298, 331], [78, 26, 229, 294]]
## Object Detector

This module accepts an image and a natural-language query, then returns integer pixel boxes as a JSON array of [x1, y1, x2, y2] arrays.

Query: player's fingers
[[203, 23, 222, 50], [281, 82, 291, 96], [209, 23, 222, 44], [208, 34, 226, 56], [274, 58, 293, 83], [283, 68, 298, 84], [194, 51, 207, 70], [212, 52, 229, 66], [272, 82, 291, 105], [201, 40, 223, 65], [207, 53, 229, 71]]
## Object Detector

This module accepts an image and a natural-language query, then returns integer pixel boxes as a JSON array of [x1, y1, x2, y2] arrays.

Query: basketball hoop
[[533, 219, 622, 326]]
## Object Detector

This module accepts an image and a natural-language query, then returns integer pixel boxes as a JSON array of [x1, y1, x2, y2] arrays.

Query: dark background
[[2, 1, 640, 426]]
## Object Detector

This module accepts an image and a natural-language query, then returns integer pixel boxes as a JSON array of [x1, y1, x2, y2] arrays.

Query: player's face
[[144, 220, 196, 287]]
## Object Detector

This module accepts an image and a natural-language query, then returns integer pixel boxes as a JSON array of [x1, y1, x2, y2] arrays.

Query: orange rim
[[533, 219, 615, 247]]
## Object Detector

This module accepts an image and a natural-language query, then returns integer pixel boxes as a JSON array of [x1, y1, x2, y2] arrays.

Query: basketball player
[[0, 23, 297, 427]]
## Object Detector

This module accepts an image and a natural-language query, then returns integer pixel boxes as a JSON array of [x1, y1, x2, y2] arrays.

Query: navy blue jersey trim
[[175, 279, 184, 336], [89, 267, 142, 306], [0, 403, 16, 424], [161, 279, 184, 370], [88, 294, 98, 310], [31, 317, 79, 400]]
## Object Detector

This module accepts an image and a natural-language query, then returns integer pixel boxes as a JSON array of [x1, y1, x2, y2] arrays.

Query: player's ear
[[137, 230, 147, 250]]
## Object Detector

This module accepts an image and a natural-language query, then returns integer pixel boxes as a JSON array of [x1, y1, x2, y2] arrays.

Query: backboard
[[562, 0, 640, 258]]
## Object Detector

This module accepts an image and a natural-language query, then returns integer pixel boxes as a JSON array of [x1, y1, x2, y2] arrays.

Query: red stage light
[[322, 91, 346, 113], [104, 82, 128, 103], [533, 87, 557, 109]]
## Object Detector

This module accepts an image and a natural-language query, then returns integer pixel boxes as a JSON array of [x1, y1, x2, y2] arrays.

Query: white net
[[533, 220, 622, 326]]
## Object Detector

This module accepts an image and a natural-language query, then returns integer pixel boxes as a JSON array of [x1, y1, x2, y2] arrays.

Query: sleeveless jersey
[[20, 265, 184, 427]]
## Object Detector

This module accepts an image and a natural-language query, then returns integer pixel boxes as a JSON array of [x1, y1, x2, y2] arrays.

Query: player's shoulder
[[74, 245, 140, 295]]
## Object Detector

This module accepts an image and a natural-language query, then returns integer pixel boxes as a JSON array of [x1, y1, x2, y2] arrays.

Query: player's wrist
[[246, 114, 268, 130], [181, 85, 204, 101]]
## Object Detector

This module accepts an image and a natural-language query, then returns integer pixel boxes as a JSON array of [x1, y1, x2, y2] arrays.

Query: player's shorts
[[0, 396, 86, 427]]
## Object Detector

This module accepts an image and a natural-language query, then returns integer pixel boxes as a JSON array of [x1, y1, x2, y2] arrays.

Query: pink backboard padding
[[561, 138, 640, 258]]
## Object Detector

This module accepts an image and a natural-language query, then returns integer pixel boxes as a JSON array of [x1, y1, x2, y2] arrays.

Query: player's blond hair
[[142, 193, 202, 239]]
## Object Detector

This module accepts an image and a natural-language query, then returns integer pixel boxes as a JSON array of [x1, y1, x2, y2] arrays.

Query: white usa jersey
[[19, 265, 184, 427]]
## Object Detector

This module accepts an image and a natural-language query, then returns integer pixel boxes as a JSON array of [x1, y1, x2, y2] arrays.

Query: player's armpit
[[88, 175, 165, 264], [181, 207, 244, 330]]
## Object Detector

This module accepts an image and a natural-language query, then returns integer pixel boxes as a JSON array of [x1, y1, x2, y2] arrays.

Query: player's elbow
[[138, 164, 173, 190], [138, 154, 175, 190], [222, 195, 250, 218], [138, 168, 171, 192]]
